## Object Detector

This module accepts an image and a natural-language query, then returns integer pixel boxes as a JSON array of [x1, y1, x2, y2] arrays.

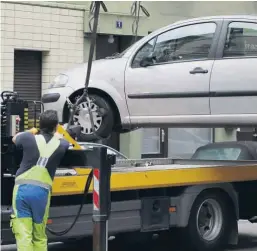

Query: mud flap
[[228, 218, 238, 245]]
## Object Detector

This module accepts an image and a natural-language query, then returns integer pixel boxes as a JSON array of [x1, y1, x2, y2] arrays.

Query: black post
[[92, 146, 112, 251]]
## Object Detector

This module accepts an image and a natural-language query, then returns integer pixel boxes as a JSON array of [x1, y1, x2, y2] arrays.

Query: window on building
[[223, 22, 257, 57], [167, 128, 212, 159], [141, 128, 212, 159], [141, 128, 161, 154]]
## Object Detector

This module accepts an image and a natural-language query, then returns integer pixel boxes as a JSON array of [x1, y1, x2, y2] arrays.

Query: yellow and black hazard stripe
[[23, 108, 29, 131], [28, 119, 40, 129]]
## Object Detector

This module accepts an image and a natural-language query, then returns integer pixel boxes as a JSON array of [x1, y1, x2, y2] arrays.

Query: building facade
[[1, 1, 84, 94], [1, 1, 257, 158]]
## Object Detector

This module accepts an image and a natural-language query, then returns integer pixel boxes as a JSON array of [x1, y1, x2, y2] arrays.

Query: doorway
[[95, 34, 143, 60], [14, 50, 42, 120]]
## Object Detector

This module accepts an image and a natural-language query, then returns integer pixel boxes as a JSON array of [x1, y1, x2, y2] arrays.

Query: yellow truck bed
[[53, 126, 257, 196], [52, 162, 257, 196]]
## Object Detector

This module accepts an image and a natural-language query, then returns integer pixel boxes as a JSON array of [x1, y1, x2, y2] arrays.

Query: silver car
[[42, 15, 257, 141]]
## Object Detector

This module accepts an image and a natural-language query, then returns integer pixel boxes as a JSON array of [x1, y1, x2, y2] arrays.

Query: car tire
[[183, 191, 233, 251], [72, 94, 114, 142]]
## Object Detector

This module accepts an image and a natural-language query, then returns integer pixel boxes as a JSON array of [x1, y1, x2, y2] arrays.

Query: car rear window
[[224, 21, 257, 57], [192, 147, 242, 160]]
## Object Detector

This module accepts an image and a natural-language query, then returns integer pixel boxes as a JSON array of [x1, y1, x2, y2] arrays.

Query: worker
[[10, 110, 69, 251]]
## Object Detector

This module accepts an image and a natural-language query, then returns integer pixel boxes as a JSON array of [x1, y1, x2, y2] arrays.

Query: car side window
[[223, 22, 257, 58], [131, 38, 156, 68], [153, 22, 216, 64], [131, 22, 216, 68]]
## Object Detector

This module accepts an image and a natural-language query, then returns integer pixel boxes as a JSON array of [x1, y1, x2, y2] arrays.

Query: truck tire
[[72, 94, 114, 142], [184, 191, 232, 251]]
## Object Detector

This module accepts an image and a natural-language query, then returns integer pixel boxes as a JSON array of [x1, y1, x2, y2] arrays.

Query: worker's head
[[39, 110, 59, 134]]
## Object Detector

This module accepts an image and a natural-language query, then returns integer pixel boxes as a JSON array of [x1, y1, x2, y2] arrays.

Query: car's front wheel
[[71, 94, 114, 142]]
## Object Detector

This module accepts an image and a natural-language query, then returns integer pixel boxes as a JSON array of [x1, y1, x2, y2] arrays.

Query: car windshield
[[192, 147, 242, 160]]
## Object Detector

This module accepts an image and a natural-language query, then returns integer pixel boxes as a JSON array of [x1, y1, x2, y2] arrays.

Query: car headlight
[[48, 74, 69, 89]]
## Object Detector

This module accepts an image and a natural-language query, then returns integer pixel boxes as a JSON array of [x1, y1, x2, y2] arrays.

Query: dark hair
[[39, 110, 59, 133]]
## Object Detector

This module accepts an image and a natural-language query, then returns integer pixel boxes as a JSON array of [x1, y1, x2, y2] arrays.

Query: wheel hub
[[196, 199, 223, 241], [73, 100, 102, 135]]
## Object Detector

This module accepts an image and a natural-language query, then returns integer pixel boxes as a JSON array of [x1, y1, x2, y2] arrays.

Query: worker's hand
[[27, 127, 38, 135], [54, 132, 64, 139]]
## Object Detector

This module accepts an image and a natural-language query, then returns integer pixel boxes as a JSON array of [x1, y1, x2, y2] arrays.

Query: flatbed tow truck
[[1, 3, 257, 251], [2, 106, 257, 251]]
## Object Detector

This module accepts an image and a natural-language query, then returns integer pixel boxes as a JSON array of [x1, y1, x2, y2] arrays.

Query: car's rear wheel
[[72, 94, 114, 142], [183, 191, 233, 251]]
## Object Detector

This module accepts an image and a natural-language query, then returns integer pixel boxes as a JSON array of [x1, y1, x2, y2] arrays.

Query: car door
[[124, 21, 220, 126], [210, 20, 257, 116]]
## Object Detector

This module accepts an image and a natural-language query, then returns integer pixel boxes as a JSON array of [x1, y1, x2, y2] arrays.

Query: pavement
[[2, 221, 257, 251]]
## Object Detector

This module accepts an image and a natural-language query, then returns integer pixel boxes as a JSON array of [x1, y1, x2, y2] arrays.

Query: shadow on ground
[[228, 233, 257, 250], [56, 230, 257, 251]]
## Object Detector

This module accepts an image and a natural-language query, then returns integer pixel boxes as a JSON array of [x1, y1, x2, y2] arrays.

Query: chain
[[131, 1, 150, 43]]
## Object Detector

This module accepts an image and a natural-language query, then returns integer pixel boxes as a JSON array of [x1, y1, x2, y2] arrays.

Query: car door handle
[[190, 67, 208, 74]]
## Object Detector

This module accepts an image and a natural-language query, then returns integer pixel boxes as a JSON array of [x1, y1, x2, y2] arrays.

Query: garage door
[[14, 50, 42, 120]]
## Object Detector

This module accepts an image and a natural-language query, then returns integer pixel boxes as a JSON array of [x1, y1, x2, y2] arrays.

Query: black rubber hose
[[46, 169, 93, 236]]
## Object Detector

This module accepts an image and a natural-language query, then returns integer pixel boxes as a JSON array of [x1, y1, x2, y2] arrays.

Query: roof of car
[[173, 15, 257, 25], [151, 15, 256, 36]]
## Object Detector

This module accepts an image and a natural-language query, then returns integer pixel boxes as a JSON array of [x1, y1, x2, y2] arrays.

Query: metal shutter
[[14, 50, 42, 121]]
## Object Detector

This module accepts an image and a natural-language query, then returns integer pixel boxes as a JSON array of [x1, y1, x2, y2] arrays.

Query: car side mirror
[[139, 55, 155, 67]]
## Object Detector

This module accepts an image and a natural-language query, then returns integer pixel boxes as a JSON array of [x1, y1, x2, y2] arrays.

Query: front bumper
[[42, 86, 74, 122]]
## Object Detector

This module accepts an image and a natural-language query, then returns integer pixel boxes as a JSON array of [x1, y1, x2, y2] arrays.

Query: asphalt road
[[2, 221, 257, 251]]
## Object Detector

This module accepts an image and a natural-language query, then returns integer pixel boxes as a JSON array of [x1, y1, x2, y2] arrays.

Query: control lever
[[190, 67, 208, 74]]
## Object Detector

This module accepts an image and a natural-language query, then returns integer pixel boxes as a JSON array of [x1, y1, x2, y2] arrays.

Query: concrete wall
[[64, 1, 257, 65], [119, 130, 142, 159], [1, 1, 84, 91], [215, 128, 237, 142], [63, 1, 257, 36], [83, 1, 257, 36]]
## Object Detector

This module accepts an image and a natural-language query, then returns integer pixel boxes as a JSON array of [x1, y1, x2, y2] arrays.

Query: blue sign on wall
[[116, 21, 122, 29]]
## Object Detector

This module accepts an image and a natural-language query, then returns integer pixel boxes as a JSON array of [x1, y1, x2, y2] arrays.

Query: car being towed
[[42, 15, 257, 141]]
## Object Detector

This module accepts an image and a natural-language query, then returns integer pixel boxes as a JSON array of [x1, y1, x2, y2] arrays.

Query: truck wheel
[[185, 192, 232, 251], [72, 94, 114, 142]]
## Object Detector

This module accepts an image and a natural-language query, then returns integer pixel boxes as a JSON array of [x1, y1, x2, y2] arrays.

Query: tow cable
[[131, 1, 150, 43], [66, 1, 108, 143], [46, 1, 108, 236], [46, 1, 149, 236]]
